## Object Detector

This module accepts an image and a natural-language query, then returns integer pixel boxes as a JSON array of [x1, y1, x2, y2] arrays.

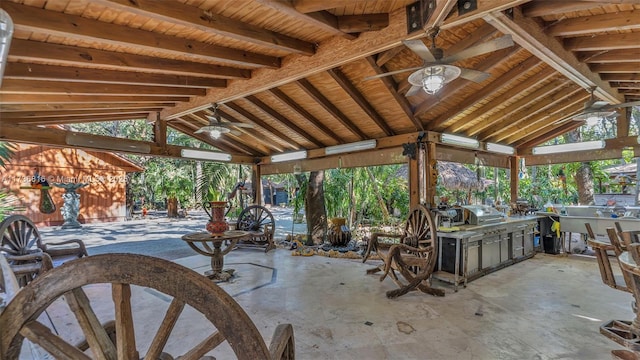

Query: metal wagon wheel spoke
[[0, 254, 274, 359]]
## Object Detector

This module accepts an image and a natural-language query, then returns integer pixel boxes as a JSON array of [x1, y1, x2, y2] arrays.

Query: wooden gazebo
[[1, 1, 639, 207]]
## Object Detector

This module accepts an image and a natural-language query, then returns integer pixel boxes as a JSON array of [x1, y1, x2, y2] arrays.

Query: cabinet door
[[524, 224, 535, 255], [512, 233, 524, 258]]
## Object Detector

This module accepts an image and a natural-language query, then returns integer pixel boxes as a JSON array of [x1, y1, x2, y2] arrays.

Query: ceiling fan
[[365, 27, 514, 96], [195, 104, 253, 138], [570, 87, 640, 125]]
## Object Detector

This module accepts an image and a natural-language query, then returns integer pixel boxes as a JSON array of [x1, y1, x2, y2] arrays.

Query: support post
[[408, 152, 420, 210], [425, 141, 437, 208], [252, 164, 262, 205], [510, 156, 519, 204]]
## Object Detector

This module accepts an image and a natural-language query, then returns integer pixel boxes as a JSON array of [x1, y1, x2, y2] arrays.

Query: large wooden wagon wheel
[[0, 253, 295, 359], [363, 205, 443, 298], [0, 215, 52, 286], [0, 215, 41, 256], [236, 205, 276, 252]]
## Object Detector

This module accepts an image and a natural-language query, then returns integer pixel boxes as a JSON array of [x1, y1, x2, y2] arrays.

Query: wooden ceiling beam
[[417, 46, 519, 120], [546, 9, 640, 36], [518, 121, 584, 153], [4, 63, 226, 89], [182, 114, 259, 156], [591, 63, 640, 73], [508, 102, 587, 145], [92, 0, 314, 56], [4, 113, 151, 126], [252, 0, 355, 40], [296, 79, 367, 140], [245, 95, 326, 148], [364, 57, 424, 132], [292, 0, 377, 13], [0, 94, 188, 104], [1, 103, 175, 112], [337, 14, 389, 33], [1, 109, 165, 119], [614, 82, 640, 89], [168, 119, 253, 156], [521, 1, 607, 17], [1, 79, 206, 97], [580, 49, 640, 63], [484, 7, 624, 104], [163, 0, 528, 119], [327, 68, 395, 136], [3, 2, 279, 69], [469, 79, 572, 137], [445, 66, 557, 133], [267, 88, 344, 143], [222, 103, 302, 150], [206, 111, 286, 153], [481, 86, 584, 142], [429, 54, 542, 132], [8, 39, 251, 79], [564, 33, 640, 52], [601, 73, 640, 82]]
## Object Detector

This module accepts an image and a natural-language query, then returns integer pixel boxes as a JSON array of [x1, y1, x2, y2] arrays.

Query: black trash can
[[543, 235, 560, 254]]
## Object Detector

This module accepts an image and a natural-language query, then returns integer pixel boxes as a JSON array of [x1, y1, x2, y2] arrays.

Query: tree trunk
[[167, 196, 179, 217], [305, 170, 326, 246], [575, 162, 595, 205], [365, 167, 390, 222]]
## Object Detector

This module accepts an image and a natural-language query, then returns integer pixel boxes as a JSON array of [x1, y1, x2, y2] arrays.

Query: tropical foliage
[[0, 141, 22, 221]]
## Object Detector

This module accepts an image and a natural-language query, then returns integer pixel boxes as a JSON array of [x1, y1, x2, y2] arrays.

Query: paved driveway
[[38, 207, 307, 260]]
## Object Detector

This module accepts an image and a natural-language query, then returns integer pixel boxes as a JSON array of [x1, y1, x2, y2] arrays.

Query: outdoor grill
[[462, 205, 504, 226]]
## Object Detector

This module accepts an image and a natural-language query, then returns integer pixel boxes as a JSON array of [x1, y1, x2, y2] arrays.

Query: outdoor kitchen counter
[[435, 216, 538, 291]]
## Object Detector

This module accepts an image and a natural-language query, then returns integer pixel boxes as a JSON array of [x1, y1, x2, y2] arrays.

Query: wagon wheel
[[0, 215, 42, 256], [384, 205, 442, 298], [237, 205, 275, 247], [0, 215, 48, 287], [0, 254, 292, 359]]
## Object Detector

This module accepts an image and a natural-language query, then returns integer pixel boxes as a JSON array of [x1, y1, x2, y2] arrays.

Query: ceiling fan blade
[[599, 100, 640, 111], [459, 68, 491, 83], [405, 85, 422, 97], [363, 66, 425, 81], [402, 39, 437, 62], [442, 35, 514, 63], [229, 129, 242, 136], [195, 128, 205, 134]]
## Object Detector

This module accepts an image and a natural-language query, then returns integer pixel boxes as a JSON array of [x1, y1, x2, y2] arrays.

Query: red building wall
[[1, 144, 140, 227]]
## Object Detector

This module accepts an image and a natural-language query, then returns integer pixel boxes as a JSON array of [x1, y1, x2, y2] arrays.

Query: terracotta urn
[[203, 201, 229, 236]]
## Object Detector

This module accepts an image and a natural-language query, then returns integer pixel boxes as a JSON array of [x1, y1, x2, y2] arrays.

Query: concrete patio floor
[[22, 213, 636, 359]]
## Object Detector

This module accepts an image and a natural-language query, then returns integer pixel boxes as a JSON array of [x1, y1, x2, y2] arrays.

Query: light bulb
[[210, 129, 221, 139], [422, 67, 445, 94]]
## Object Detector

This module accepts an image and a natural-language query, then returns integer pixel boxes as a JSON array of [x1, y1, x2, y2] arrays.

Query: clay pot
[[203, 201, 229, 236]]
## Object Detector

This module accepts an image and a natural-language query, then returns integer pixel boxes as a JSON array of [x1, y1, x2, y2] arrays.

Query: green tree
[[0, 142, 21, 220]]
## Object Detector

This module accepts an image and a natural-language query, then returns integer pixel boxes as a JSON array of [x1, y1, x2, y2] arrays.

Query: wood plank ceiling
[[1, 0, 639, 166]]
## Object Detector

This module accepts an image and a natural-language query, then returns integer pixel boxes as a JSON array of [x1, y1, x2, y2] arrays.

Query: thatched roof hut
[[398, 162, 486, 191], [437, 161, 486, 191]]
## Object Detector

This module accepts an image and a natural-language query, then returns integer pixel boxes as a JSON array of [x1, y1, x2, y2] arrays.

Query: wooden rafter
[[4, 63, 226, 88], [213, 110, 287, 153], [518, 121, 584, 151], [564, 33, 640, 52], [244, 95, 326, 148], [472, 80, 574, 139], [509, 101, 587, 145], [363, 57, 424, 131], [90, 0, 315, 56], [326, 68, 395, 136], [0, 94, 188, 104], [0, 103, 176, 112], [546, 9, 640, 36], [484, 7, 624, 103], [3, 2, 280, 69], [444, 66, 558, 133], [521, 1, 609, 17], [296, 79, 367, 140], [222, 103, 302, 150], [3, 113, 152, 126], [580, 49, 640, 63], [417, 46, 519, 119], [429, 55, 542, 132], [267, 88, 344, 143], [0, 80, 206, 97]]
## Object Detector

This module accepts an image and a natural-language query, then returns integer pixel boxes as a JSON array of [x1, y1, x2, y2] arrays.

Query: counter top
[[438, 216, 538, 234]]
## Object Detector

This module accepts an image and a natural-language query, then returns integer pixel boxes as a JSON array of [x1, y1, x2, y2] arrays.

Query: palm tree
[[0, 142, 21, 220]]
